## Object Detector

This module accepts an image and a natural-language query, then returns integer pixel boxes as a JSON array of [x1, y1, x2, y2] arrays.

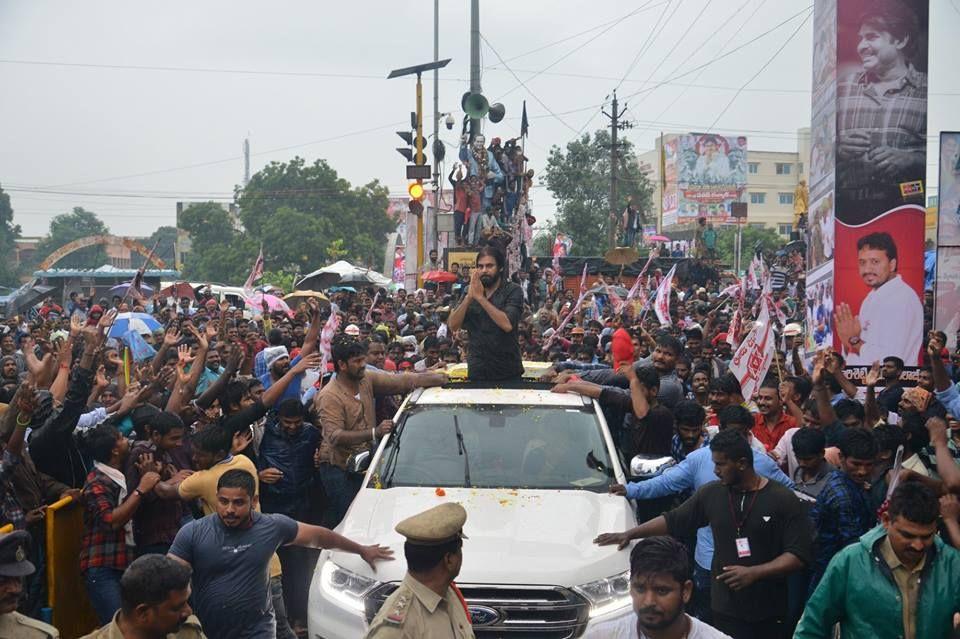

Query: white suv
[[308, 384, 637, 638]]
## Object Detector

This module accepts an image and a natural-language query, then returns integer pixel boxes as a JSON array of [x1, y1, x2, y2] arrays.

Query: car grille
[[365, 583, 590, 638]]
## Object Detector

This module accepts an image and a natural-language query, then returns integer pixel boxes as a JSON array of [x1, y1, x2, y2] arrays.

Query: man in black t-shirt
[[595, 430, 813, 639], [447, 245, 523, 381]]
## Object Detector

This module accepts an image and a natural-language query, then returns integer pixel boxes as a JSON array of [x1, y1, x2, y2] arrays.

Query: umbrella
[[328, 286, 357, 293], [107, 312, 162, 337], [604, 247, 639, 266], [644, 234, 670, 243], [783, 239, 805, 254], [422, 270, 458, 283], [297, 260, 392, 290], [244, 294, 293, 318], [158, 281, 195, 300], [282, 290, 330, 307], [109, 281, 155, 299]]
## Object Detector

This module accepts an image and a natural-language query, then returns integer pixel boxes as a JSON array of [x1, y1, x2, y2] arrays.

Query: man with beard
[[0, 531, 60, 638], [447, 245, 523, 381], [316, 340, 447, 526], [596, 536, 731, 638], [258, 302, 322, 404], [597, 430, 812, 639], [168, 470, 393, 639]]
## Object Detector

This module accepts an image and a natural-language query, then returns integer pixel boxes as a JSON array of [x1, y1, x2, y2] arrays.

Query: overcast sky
[[2, 0, 959, 238]]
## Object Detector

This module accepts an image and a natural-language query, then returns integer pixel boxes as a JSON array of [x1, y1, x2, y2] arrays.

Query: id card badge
[[735, 537, 751, 558]]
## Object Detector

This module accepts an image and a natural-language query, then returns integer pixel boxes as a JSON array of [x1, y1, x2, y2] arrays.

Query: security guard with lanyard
[[365, 502, 474, 638]]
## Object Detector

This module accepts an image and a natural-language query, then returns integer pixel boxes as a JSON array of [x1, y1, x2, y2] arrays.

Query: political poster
[[935, 133, 960, 348], [674, 134, 748, 225], [819, 0, 929, 366]]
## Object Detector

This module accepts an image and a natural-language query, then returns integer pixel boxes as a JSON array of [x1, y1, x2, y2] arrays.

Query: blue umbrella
[[108, 312, 162, 338], [109, 281, 155, 298]]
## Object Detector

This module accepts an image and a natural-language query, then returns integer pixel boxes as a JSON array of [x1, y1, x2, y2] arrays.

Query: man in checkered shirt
[[836, 0, 926, 223]]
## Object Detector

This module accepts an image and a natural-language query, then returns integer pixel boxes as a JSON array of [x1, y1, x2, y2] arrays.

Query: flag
[[242, 247, 265, 298], [605, 283, 624, 315], [729, 299, 775, 401], [520, 100, 529, 138], [128, 239, 157, 303], [579, 262, 589, 297], [726, 308, 741, 347], [318, 303, 341, 373], [364, 291, 380, 324], [653, 265, 677, 327]]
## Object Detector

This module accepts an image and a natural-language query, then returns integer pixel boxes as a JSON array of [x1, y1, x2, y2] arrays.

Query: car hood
[[328, 486, 634, 586]]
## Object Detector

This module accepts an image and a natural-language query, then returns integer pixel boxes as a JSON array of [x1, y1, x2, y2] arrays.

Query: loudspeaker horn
[[488, 103, 505, 123], [462, 92, 490, 119]]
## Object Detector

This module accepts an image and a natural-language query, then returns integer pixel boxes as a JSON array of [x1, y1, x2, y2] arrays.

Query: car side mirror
[[347, 450, 372, 476], [629, 455, 675, 480]]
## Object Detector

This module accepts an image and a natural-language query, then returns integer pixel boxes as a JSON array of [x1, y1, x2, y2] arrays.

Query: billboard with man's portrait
[[816, 0, 929, 366], [674, 134, 748, 225]]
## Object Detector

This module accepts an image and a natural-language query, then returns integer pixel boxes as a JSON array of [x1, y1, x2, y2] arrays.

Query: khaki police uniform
[[365, 503, 475, 639], [78, 611, 205, 639], [0, 531, 59, 638]]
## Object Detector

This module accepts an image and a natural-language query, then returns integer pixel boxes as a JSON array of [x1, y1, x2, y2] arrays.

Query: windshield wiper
[[453, 413, 471, 488]]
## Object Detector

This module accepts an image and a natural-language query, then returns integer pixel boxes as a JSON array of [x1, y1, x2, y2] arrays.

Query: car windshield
[[374, 404, 616, 492]]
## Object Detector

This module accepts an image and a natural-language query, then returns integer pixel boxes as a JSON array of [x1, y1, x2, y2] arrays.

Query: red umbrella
[[159, 281, 195, 300], [645, 234, 670, 243], [422, 270, 458, 283]]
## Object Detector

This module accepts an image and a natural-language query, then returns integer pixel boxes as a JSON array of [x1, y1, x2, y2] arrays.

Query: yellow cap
[[395, 502, 468, 546]]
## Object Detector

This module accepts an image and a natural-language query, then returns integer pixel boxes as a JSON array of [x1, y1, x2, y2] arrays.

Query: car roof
[[412, 386, 590, 407]]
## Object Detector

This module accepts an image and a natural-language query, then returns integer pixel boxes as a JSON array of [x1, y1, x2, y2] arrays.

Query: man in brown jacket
[[316, 339, 446, 526]]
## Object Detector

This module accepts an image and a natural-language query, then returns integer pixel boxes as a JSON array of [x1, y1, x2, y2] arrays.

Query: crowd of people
[[0, 231, 960, 638]]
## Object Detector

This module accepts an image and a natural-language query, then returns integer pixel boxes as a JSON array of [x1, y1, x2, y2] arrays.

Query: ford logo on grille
[[468, 605, 502, 626]]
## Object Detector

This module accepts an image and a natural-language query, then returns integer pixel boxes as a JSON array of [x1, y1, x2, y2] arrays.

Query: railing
[[46, 496, 98, 639]]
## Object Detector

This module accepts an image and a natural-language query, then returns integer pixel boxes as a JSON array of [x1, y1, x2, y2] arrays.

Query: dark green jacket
[[795, 524, 960, 639]]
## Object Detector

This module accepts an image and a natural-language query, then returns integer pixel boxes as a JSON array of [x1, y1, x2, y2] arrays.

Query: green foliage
[[715, 225, 784, 267], [178, 202, 255, 282], [236, 157, 392, 269], [0, 184, 22, 286], [34, 207, 110, 269], [541, 130, 654, 256], [262, 269, 297, 294]]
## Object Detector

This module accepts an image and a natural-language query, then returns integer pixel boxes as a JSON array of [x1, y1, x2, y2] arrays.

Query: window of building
[[748, 162, 759, 174], [750, 192, 766, 204], [778, 223, 793, 236], [748, 223, 766, 229], [798, 162, 804, 175], [775, 163, 792, 175], [779, 192, 795, 205]]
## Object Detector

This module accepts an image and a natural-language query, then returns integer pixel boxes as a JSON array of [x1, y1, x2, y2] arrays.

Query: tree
[[541, 130, 654, 256], [0, 183, 22, 286], [715, 225, 784, 266], [34, 207, 110, 269], [145, 225, 178, 267], [236, 157, 392, 269], [177, 202, 253, 283]]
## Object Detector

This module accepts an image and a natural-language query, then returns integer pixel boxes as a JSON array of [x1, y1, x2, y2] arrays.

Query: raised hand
[[163, 328, 182, 347], [864, 361, 881, 388], [69, 315, 84, 338], [292, 352, 322, 374]]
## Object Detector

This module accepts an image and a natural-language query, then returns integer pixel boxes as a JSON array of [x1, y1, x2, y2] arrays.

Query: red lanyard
[[727, 483, 761, 537]]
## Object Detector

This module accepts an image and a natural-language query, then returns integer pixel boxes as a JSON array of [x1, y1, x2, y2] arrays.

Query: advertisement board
[[672, 134, 748, 225], [935, 133, 960, 348], [827, 0, 929, 366]]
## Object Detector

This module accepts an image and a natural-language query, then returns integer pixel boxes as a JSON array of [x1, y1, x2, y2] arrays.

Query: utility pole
[[432, 0, 441, 251], [469, 0, 481, 141], [243, 137, 250, 186], [603, 91, 631, 249]]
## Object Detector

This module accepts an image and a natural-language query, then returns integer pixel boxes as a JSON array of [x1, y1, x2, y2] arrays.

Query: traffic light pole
[[415, 72, 424, 284], [469, 0, 481, 141]]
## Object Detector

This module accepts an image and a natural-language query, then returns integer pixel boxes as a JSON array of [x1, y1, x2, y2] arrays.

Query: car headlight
[[319, 561, 381, 614], [574, 570, 632, 618]]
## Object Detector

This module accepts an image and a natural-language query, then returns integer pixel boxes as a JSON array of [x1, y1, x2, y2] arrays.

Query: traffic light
[[408, 180, 425, 201], [396, 111, 428, 166]]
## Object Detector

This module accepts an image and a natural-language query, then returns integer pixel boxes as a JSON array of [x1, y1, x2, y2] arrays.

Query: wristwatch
[[849, 337, 862, 346], [134, 489, 144, 497]]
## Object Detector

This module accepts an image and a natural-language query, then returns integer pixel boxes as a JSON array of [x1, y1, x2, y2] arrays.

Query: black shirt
[[664, 479, 813, 622], [463, 280, 524, 381], [598, 386, 674, 458]]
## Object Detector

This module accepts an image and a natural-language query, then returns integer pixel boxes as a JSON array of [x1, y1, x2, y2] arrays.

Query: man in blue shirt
[[610, 405, 793, 622], [259, 305, 322, 406]]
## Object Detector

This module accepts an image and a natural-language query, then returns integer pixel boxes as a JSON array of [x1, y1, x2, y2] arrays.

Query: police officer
[[365, 503, 474, 639], [0, 531, 59, 638]]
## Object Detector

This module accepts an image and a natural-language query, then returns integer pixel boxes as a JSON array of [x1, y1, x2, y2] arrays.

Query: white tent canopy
[[296, 260, 392, 291]]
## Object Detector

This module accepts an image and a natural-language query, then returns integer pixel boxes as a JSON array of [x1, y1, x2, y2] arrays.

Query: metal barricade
[[45, 496, 98, 638]]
